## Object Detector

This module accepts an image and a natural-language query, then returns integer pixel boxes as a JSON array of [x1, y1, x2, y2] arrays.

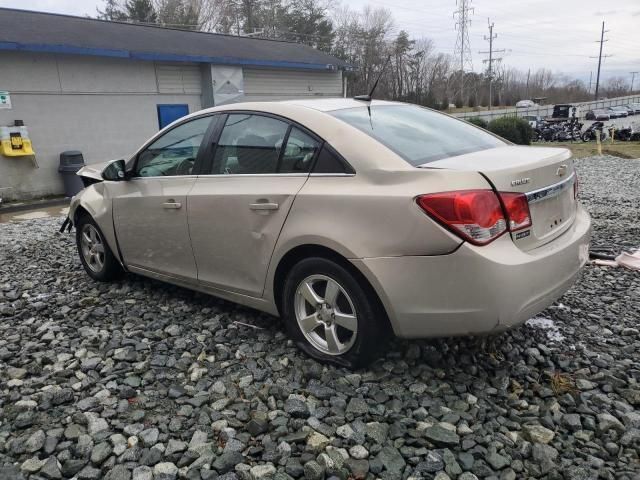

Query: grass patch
[[534, 141, 640, 159], [548, 371, 577, 395]]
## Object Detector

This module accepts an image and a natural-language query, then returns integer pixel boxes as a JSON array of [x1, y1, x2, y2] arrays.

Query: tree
[[125, 0, 157, 23], [97, 0, 127, 21], [154, 0, 200, 29]]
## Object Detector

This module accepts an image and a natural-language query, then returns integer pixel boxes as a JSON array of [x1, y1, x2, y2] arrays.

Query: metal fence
[[451, 94, 640, 121]]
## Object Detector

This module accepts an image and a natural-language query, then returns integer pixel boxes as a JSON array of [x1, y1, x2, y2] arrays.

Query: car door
[[188, 113, 321, 297], [111, 115, 218, 280]]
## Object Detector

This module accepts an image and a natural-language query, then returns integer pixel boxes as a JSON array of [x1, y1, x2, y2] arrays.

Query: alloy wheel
[[294, 274, 358, 355], [80, 224, 105, 273]]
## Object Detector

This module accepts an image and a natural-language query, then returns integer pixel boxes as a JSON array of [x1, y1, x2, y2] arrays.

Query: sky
[[1, 0, 638, 87]]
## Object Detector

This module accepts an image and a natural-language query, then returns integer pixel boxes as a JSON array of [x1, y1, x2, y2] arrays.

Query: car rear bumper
[[353, 204, 591, 339]]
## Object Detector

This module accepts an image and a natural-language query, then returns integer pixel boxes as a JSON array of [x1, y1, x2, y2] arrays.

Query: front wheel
[[75, 215, 123, 281], [281, 257, 390, 368]]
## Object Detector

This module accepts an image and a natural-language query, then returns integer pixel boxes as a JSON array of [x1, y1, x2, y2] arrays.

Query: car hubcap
[[294, 274, 358, 355], [80, 224, 105, 273]]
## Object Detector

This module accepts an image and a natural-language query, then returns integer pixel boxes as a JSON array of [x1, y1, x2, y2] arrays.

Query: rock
[[522, 424, 555, 444], [375, 446, 406, 472], [21, 457, 45, 474], [213, 451, 243, 474], [285, 395, 310, 418], [365, 422, 389, 444], [414, 451, 444, 473], [132, 466, 153, 480], [24, 429, 46, 452], [7, 366, 27, 379], [138, 428, 159, 447], [346, 398, 369, 415], [596, 413, 625, 433], [458, 474, 479, 480], [91, 442, 112, 465], [104, 464, 132, 480], [306, 431, 330, 453], [39, 457, 62, 479], [250, 464, 277, 479], [562, 414, 582, 431], [165, 439, 188, 456], [486, 451, 509, 470], [153, 462, 178, 480], [303, 461, 324, 480], [85, 412, 109, 436], [531, 443, 558, 475], [349, 445, 369, 459], [424, 425, 460, 446]]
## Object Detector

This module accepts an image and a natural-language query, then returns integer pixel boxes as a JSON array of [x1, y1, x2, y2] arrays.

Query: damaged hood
[[76, 159, 122, 182]]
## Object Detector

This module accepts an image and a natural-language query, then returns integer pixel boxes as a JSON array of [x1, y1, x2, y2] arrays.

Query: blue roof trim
[[0, 41, 340, 70]]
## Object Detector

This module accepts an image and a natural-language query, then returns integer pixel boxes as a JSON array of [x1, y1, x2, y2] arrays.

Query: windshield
[[330, 105, 505, 166]]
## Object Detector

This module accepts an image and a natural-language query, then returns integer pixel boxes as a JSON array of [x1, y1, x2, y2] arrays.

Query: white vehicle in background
[[516, 100, 538, 109]]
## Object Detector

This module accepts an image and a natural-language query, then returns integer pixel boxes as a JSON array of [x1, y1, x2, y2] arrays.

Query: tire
[[75, 214, 123, 282], [281, 257, 390, 369], [581, 132, 591, 142]]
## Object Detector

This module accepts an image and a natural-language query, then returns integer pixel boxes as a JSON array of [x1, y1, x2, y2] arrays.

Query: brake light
[[499, 192, 532, 231], [417, 189, 532, 245], [417, 190, 507, 245]]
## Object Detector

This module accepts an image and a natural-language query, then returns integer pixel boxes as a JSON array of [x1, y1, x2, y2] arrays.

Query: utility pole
[[631, 71, 639, 93], [588, 71, 592, 94], [590, 21, 611, 101], [526, 68, 531, 99], [479, 19, 504, 110], [453, 0, 474, 105]]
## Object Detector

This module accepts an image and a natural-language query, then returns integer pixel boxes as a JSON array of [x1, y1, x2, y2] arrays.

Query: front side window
[[213, 114, 289, 174], [135, 116, 212, 177], [330, 105, 506, 166]]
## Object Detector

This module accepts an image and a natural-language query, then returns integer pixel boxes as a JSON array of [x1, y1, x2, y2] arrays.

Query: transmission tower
[[453, 0, 474, 102], [479, 19, 505, 110]]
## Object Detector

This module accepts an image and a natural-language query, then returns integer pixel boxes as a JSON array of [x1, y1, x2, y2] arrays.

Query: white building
[[0, 8, 349, 201]]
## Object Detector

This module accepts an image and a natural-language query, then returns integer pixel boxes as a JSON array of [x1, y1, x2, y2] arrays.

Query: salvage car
[[67, 99, 592, 367]]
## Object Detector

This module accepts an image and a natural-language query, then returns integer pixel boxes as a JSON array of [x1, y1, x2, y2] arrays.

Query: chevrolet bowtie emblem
[[556, 165, 567, 176]]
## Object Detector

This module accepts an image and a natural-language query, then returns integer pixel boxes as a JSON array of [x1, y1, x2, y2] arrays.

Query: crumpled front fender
[[68, 184, 123, 265]]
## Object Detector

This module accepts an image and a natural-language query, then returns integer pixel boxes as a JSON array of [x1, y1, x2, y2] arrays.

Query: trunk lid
[[422, 146, 577, 250]]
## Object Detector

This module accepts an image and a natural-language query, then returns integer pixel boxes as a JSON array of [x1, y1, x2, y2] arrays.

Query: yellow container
[[0, 125, 35, 157]]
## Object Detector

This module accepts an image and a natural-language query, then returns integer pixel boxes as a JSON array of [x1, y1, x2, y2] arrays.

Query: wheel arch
[[271, 243, 395, 335]]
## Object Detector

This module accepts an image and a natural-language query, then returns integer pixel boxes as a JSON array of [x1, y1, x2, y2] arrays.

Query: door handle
[[162, 200, 182, 209], [249, 202, 279, 211]]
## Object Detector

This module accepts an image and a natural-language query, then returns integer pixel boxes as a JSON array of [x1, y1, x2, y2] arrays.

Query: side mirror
[[102, 159, 127, 181]]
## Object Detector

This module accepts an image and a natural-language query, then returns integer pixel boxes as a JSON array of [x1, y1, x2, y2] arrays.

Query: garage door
[[243, 68, 342, 101]]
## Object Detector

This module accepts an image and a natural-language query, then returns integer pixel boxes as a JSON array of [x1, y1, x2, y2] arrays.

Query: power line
[[590, 21, 612, 100], [479, 18, 505, 110], [453, 0, 474, 100]]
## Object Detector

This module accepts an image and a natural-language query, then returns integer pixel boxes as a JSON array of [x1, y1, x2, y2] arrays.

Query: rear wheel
[[281, 257, 389, 368], [75, 214, 123, 281]]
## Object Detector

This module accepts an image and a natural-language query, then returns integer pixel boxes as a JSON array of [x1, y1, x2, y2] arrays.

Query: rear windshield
[[330, 105, 505, 166]]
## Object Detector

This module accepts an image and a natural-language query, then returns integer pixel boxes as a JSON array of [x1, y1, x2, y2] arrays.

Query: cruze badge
[[511, 177, 530, 186], [556, 165, 567, 176]]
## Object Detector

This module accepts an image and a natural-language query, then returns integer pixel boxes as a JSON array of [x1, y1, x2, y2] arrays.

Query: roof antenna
[[354, 55, 391, 102]]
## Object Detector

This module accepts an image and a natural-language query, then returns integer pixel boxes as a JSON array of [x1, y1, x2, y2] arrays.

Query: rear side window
[[313, 145, 354, 174], [213, 114, 289, 174], [280, 127, 320, 173], [330, 105, 505, 166]]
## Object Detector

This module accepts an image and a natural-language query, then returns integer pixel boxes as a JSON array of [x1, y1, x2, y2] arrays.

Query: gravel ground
[[1, 155, 639, 480]]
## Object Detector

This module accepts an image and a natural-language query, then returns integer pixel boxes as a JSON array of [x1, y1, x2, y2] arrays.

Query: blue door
[[157, 104, 189, 129]]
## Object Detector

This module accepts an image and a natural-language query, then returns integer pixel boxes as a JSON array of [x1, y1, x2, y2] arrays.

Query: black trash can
[[58, 151, 85, 197]]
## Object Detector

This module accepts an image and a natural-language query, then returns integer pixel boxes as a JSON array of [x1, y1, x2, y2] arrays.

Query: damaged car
[[66, 99, 591, 367]]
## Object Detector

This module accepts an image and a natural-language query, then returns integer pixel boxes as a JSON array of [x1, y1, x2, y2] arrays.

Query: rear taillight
[[417, 189, 532, 246], [417, 190, 507, 245], [499, 192, 532, 231]]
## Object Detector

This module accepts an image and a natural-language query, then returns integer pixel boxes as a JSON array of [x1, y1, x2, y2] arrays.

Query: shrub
[[488, 116, 533, 145], [454, 95, 464, 109], [467, 117, 488, 129]]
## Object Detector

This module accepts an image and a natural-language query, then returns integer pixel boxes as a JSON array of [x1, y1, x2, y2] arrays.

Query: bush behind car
[[488, 117, 533, 145]]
